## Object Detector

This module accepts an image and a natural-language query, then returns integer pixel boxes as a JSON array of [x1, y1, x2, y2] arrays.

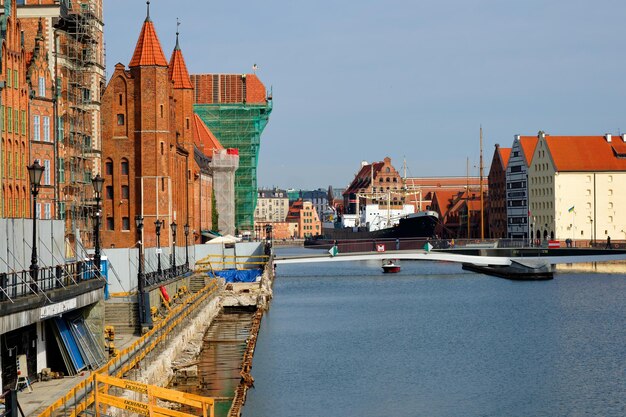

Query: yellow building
[[528, 132, 626, 243]]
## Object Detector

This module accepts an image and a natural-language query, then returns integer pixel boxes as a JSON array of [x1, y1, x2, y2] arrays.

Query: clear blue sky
[[105, 0, 626, 190]]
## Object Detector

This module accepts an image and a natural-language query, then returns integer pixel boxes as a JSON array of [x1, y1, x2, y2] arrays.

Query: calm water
[[244, 248, 626, 417]]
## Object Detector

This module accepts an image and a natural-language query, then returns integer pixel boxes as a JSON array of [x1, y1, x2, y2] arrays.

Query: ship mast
[[480, 126, 484, 240], [466, 157, 470, 239]]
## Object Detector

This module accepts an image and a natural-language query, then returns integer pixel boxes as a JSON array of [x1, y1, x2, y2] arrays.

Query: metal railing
[[0, 260, 100, 302], [143, 264, 191, 288]]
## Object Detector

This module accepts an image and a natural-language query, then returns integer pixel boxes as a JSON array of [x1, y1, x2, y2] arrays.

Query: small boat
[[382, 260, 401, 273]]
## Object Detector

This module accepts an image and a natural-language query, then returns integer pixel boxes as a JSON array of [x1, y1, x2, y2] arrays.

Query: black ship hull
[[305, 212, 438, 247]]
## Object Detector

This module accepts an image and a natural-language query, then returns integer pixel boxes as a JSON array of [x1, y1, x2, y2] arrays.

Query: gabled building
[[286, 199, 320, 238], [506, 134, 538, 239], [528, 132, 626, 243], [100, 5, 192, 249], [343, 157, 404, 216], [18, 0, 106, 253], [487, 144, 510, 238]]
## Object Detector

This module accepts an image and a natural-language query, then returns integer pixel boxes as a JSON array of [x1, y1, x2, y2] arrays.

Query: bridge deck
[[273, 248, 626, 266]]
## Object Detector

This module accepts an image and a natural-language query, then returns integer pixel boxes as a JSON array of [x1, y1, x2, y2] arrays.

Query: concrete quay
[[15, 261, 273, 417]]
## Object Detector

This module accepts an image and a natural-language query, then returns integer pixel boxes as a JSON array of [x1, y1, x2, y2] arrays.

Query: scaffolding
[[53, 0, 104, 255], [194, 102, 272, 232], [211, 149, 239, 236]]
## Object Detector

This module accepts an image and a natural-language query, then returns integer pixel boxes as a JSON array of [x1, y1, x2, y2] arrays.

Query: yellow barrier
[[94, 373, 214, 417], [36, 279, 219, 417]]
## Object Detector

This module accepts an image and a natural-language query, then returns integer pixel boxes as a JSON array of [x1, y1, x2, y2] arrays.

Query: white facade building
[[527, 133, 626, 243]]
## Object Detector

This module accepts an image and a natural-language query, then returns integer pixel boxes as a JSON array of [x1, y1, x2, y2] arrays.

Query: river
[[244, 247, 626, 417]]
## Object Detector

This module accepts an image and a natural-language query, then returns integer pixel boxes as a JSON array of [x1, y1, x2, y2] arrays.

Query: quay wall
[[103, 242, 265, 294]]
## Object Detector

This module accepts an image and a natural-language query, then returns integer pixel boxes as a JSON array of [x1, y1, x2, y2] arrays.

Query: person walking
[[606, 236, 611, 249]]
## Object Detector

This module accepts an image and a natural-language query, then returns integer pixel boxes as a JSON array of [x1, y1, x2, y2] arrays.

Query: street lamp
[[27, 160, 45, 292], [183, 223, 189, 268], [135, 215, 149, 326], [590, 219, 593, 247], [171, 221, 177, 276], [91, 174, 104, 276], [155, 219, 163, 275]]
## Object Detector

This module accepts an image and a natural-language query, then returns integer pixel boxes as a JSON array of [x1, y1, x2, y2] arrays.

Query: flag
[[568, 206, 575, 213], [328, 245, 338, 257], [423, 242, 433, 252]]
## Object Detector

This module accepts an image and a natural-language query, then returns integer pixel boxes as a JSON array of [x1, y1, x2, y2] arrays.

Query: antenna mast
[[467, 157, 470, 239]]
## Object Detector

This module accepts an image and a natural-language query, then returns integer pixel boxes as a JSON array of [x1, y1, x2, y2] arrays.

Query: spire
[[129, 7, 168, 68], [146, 0, 151, 22], [168, 25, 192, 89], [175, 18, 180, 51]]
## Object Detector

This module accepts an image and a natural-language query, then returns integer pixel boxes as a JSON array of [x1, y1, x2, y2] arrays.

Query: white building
[[528, 133, 626, 243], [255, 189, 289, 223]]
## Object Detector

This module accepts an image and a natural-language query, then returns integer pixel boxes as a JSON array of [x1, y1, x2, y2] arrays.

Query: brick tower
[[101, 3, 190, 249]]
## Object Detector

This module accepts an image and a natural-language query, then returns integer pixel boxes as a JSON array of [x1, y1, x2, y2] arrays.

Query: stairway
[[189, 273, 207, 293], [105, 300, 139, 335]]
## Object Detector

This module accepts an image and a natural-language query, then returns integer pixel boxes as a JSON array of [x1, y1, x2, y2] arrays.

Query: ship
[[304, 208, 439, 246]]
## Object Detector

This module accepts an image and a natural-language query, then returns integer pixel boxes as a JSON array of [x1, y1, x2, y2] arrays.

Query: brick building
[[488, 144, 510, 238], [18, 0, 105, 253], [100, 6, 194, 249], [1, 0, 30, 219], [286, 199, 320, 238]]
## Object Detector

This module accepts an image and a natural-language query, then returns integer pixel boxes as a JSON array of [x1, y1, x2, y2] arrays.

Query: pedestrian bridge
[[273, 248, 626, 267]]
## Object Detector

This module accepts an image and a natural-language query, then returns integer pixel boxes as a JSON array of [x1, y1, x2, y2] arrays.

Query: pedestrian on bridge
[[606, 236, 611, 249]]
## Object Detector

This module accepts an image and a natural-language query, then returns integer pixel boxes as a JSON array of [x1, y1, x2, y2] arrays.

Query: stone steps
[[105, 301, 139, 335], [189, 273, 207, 293]]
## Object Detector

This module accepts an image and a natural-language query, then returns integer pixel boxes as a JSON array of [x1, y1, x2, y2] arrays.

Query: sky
[[105, 0, 626, 190]]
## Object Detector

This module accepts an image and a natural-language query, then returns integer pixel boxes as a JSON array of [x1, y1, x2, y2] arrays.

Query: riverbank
[[23, 259, 273, 417]]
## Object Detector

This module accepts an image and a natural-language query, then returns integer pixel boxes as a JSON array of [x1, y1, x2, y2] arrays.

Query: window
[[121, 159, 129, 175], [43, 116, 50, 142], [57, 157, 66, 183], [13, 70, 18, 89], [105, 160, 113, 175], [44, 203, 51, 220], [160, 142, 164, 155], [105, 185, 113, 199], [160, 104, 164, 118], [117, 114, 125, 125], [122, 217, 130, 230], [33, 115, 40, 141], [119, 94, 123, 105], [7, 107, 12, 133], [36, 203, 41, 219], [186, 118, 189, 129], [21, 110, 25, 134], [43, 159, 51, 185], [608, 189, 613, 196], [107, 217, 114, 231], [38, 77, 45, 97], [14, 110, 18, 133], [121, 185, 129, 199]]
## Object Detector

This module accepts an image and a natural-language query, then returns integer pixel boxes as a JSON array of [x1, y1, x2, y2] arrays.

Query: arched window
[[105, 158, 113, 175], [121, 158, 129, 175]]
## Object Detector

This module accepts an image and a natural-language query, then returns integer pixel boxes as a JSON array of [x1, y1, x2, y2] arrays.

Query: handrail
[[35, 279, 219, 417]]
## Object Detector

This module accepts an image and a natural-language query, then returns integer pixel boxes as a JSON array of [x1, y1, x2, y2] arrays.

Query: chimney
[[361, 161, 369, 168], [605, 133, 612, 143], [514, 134, 521, 141], [621, 134, 626, 142]]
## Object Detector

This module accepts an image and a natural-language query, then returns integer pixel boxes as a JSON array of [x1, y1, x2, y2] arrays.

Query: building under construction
[[18, 0, 105, 256], [192, 73, 272, 233]]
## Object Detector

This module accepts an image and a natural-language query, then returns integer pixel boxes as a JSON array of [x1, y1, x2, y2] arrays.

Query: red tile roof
[[343, 161, 385, 195], [545, 135, 626, 171], [519, 136, 539, 166], [191, 114, 223, 157], [168, 48, 193, 89], [129, 19, 168, 67], [498, 147, 511, 169]]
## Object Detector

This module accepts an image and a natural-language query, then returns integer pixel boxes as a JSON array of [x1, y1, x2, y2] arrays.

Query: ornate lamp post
[[183, 223, 189, 268], [171, 221, 177, 275], [155, 219, 163, 275], [27, 160, 45, 291], [135, 215, 147, 326], [91, 174, 104, 276]]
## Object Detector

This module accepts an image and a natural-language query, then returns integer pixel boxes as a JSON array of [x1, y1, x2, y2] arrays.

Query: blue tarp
[[214, 269, 262, 283]]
